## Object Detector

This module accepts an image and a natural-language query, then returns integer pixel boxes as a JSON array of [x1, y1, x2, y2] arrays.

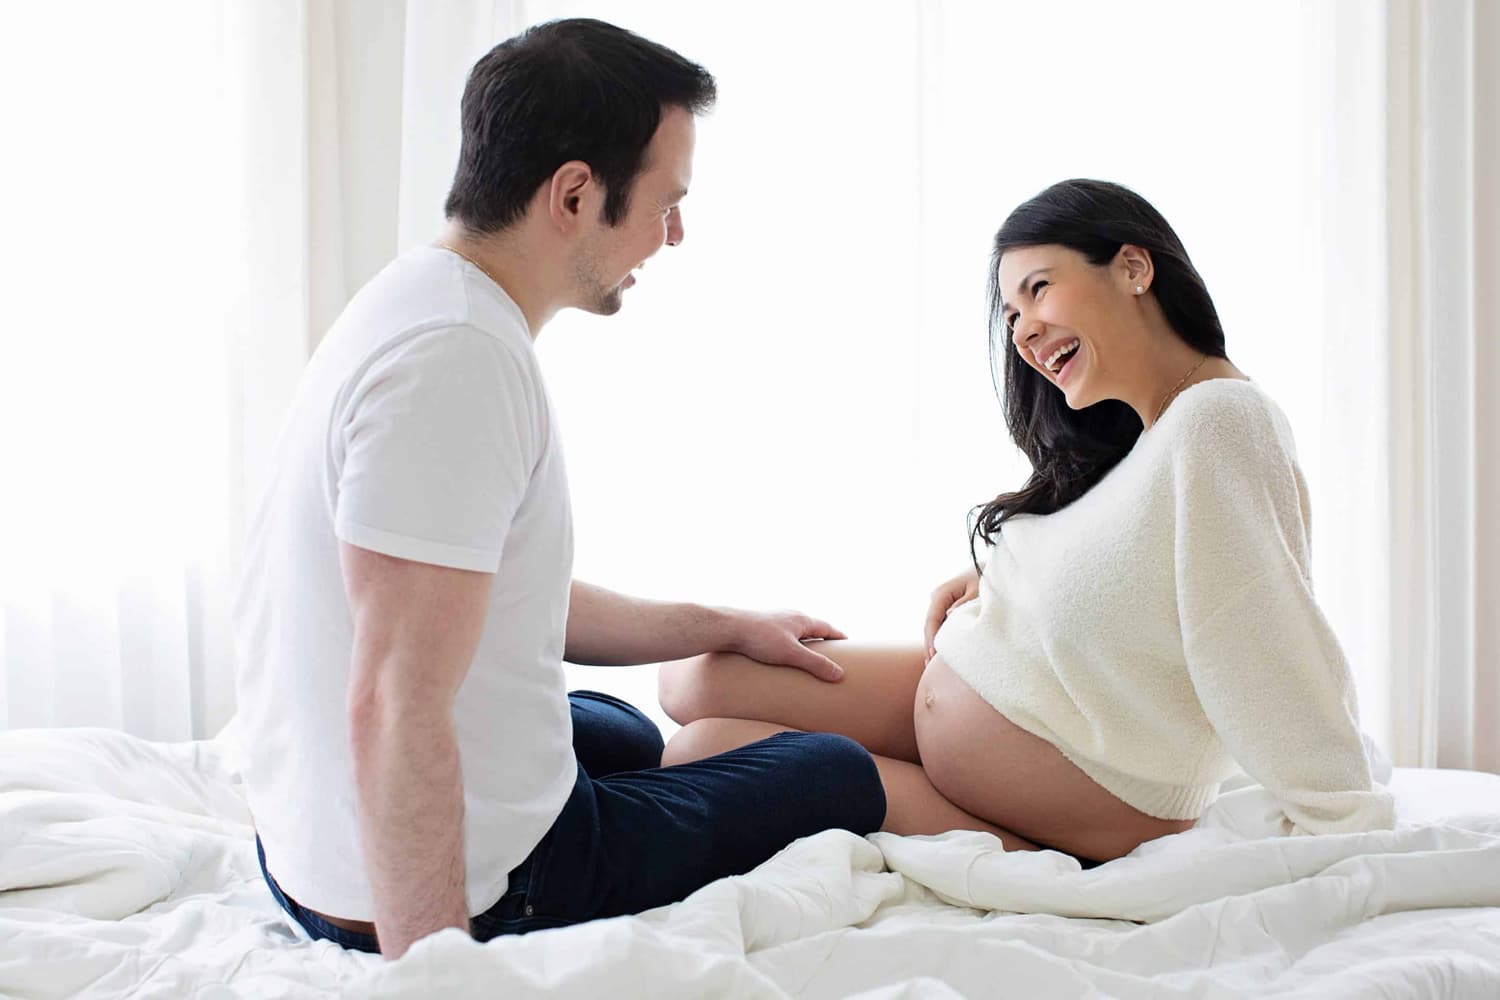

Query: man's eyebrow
[[1000, 268, 1051, 316], [667, 187, 689, 203]]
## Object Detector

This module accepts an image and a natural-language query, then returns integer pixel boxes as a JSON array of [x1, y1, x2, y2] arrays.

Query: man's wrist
[[697, 603, 742, 654]]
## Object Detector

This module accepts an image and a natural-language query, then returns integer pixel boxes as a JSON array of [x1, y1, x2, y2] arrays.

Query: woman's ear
[[1116, 244, 1155, 295]]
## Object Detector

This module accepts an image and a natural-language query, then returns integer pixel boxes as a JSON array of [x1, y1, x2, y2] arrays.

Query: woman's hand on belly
[[924, 569, 980, 660]]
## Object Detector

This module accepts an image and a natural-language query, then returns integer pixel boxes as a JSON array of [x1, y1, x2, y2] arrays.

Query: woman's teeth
[[1044, 339, 1081, 372]]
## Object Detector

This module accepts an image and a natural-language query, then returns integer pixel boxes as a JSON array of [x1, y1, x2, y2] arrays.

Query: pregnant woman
[[658, 179, 1395, 863]]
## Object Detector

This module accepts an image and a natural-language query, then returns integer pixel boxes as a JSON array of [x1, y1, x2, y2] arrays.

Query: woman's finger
[[924, 570, 979, 661], [924, 594, 951, 658]]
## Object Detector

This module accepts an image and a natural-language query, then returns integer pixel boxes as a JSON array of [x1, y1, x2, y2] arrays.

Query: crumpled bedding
[[2, 726, 1498, 999]]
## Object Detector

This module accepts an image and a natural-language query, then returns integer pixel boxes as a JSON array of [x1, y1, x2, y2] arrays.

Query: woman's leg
[[662, 718, 1040, 852], [658, 641, 928, 763]]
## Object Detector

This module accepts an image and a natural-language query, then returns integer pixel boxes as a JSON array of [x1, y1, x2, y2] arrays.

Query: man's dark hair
[[444, 18, 716, 234]]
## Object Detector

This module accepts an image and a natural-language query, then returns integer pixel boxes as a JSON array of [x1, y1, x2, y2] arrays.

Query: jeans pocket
[[511, 819, 601, 925], [476, 849, 541, 923], [515, 828, 562, 918], [472, 847, 581, 940]]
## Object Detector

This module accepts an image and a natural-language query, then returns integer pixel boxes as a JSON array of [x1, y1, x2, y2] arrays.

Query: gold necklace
[[437, 243, 495, 284], [1152, 355, 1210, 425]]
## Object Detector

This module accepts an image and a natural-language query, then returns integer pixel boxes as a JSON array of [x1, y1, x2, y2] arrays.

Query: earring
[[1134, 285, 1144, 294]]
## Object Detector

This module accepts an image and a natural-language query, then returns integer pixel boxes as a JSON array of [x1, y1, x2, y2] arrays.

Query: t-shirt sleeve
[[332, 326, 540, 573], [1171, 395, 1396, 835]]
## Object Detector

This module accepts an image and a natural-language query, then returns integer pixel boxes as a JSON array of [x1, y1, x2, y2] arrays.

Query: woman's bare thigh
[[658, 641, 927, 763]]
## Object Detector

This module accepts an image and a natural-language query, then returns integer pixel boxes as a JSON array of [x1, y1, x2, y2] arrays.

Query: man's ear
[[546, 161, 595, 233], [1116, 244, 1156, 294]]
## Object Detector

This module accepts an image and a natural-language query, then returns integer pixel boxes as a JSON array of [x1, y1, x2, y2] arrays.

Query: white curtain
[[1379, 0, 1500, 770], [2, 2, 1493, 766], [1302, 0, 1499, 771], [0, 2, 241, 739]]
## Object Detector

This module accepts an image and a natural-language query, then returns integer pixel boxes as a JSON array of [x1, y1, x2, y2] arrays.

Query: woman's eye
[[1031, 280, 1049, 298]]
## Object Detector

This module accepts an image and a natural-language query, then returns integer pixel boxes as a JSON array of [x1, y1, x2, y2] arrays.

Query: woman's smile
[[1054, 341, 1084, 385]]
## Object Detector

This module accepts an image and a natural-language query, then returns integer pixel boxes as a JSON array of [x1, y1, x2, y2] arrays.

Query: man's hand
[[723, 609, 849, 682], [923, 568, 979, 662]]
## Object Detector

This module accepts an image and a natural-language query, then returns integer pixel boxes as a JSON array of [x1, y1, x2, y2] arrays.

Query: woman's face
[[998, 244, 1145, 411]]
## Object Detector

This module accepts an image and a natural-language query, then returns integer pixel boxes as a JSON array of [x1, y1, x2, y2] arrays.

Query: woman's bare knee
[[657, 653, 724, 725]]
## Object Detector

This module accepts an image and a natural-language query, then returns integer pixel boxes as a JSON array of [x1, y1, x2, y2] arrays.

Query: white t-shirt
[[234, 246, 577, 920]]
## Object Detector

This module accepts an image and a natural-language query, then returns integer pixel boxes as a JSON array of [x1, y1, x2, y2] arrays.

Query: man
[[234, 18, 885, 960]]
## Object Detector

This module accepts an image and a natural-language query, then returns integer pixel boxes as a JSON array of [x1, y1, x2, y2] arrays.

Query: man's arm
[[342, 541, 491, 959], [565, 580, 847, 681]]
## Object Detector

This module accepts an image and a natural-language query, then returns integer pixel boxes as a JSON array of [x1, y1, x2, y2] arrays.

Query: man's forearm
[[565, 580, 734, 665], [349, 692, 469, 959]]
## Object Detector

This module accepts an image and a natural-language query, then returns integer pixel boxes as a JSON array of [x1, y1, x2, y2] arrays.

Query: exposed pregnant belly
[[913, 655, 1193, 860]]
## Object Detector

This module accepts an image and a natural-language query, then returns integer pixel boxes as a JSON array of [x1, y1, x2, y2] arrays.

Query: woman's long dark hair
[[969, 179, 1228, 565]]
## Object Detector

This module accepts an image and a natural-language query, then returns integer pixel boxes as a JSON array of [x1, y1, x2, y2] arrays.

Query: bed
[[2, 725, 1499, 999]]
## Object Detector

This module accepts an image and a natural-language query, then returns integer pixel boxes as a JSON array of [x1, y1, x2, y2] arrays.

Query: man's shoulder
[[340, 248, 527, 347], [323, 250, 537, 390]]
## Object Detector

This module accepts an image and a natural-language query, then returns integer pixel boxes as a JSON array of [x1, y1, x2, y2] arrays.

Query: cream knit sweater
[[933, 378, 1395, 833]]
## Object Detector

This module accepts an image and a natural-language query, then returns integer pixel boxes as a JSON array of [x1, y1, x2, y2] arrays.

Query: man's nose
[[666, 209, 684, 247]]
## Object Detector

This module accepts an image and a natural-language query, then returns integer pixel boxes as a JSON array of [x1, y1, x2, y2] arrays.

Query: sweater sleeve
[[1170, 395, 1395, 835]]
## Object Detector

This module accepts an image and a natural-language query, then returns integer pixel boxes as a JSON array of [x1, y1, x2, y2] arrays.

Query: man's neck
[[434, 222, 560, 339]]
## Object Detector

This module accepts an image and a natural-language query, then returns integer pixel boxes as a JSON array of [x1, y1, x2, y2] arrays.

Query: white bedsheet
[[2, 727, 1498, 999]]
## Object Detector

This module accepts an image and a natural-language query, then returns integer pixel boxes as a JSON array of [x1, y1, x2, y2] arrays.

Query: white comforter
[[2, 728, 1499, 999]]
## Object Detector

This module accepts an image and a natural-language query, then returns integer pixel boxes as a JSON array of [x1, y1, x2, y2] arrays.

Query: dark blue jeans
[[258, 690, 886, 952]]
